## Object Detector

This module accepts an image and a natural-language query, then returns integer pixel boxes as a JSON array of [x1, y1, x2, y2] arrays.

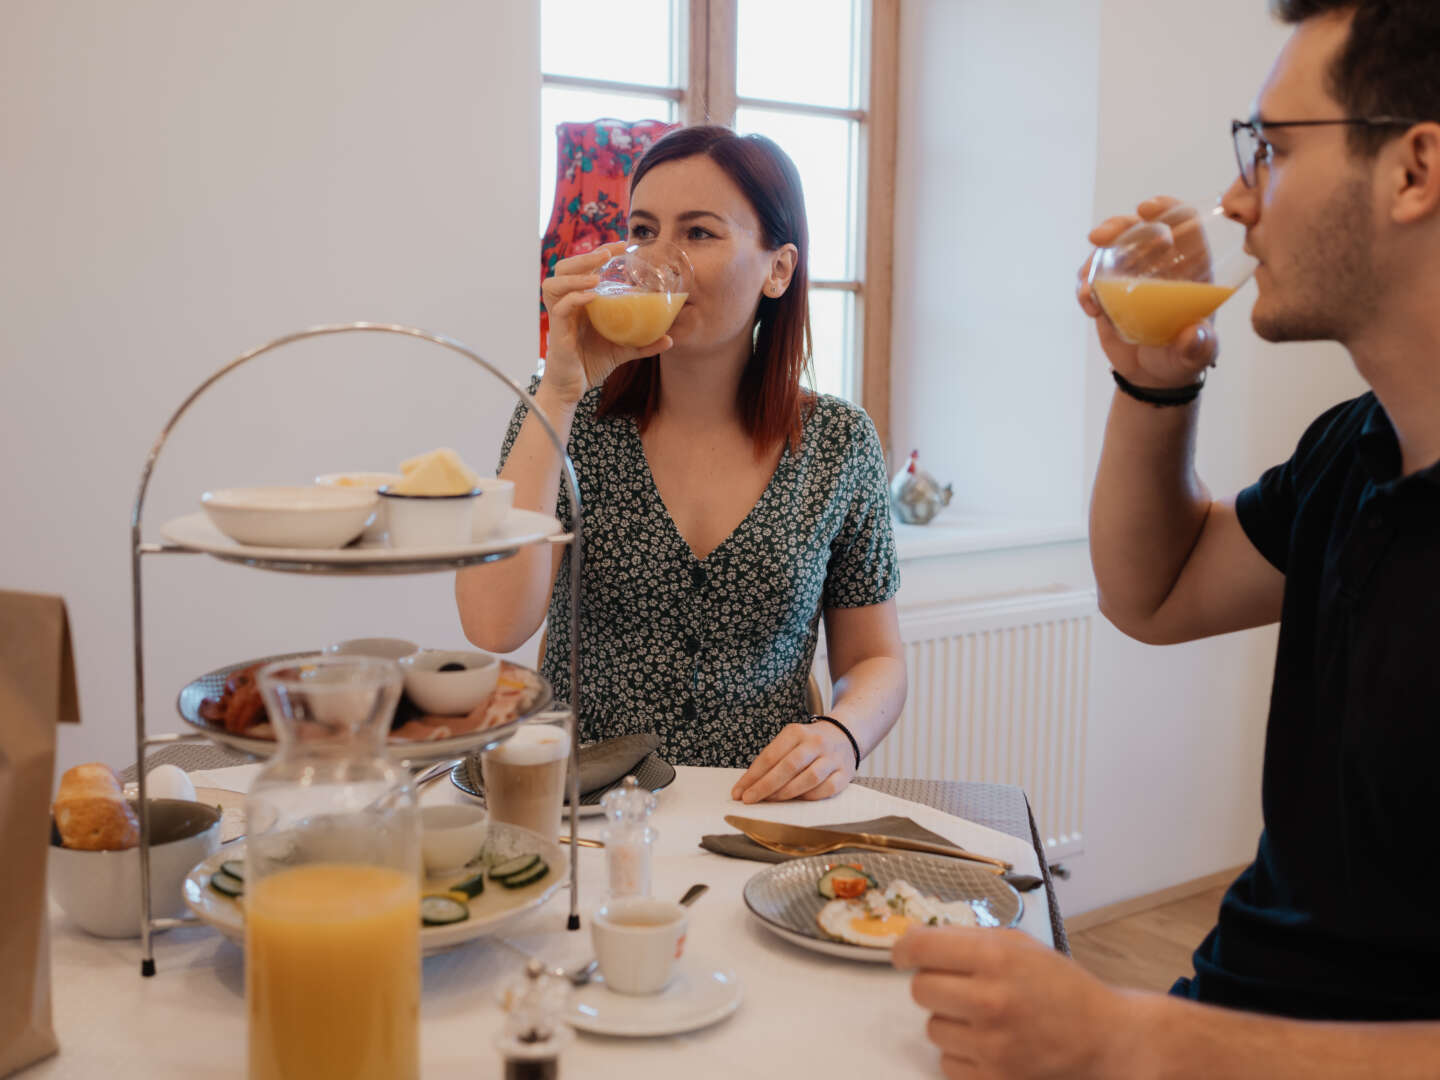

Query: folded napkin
[[462, 732, 660, 800], [700, 814, 1044, 893]]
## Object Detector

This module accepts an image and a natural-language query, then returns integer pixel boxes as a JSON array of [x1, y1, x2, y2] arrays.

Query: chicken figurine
[[889, 450, 953, 525]]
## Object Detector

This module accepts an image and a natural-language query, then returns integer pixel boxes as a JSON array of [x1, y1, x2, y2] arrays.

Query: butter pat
[[392, 448, 479, 496]]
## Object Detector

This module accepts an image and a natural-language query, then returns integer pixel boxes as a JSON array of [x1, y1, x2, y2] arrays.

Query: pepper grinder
[[599, 775, 657, 899], [495, 960, 571, 1080]]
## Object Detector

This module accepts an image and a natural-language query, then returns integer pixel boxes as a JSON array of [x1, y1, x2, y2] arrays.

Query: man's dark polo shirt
[[1173, 392, 1440, 1020]]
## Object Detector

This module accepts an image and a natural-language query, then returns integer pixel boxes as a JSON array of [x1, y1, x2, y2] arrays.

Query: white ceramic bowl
[[323, 637, 419, 661], [470, 478, 516, 539], [315, 472, 404, 542], [379, 487, 480, 548], [49, 798, 222, 938], [201, 486, 378, 549], [419, 804, 490, 874], [398, 648, 499, 715]]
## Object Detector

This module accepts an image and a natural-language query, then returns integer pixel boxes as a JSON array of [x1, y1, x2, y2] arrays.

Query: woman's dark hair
[[1270, 0, 1440, 153], [596, 125, 814, 457]]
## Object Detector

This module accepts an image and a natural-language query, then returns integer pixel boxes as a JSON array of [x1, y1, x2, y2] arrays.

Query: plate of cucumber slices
[[182, 821, 565, 954]]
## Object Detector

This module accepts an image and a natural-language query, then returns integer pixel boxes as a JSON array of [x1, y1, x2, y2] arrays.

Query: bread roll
[[53, 763, 139, 851]]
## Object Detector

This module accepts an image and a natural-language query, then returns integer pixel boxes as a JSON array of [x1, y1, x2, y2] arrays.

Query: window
[[540, 0, 898, 447]]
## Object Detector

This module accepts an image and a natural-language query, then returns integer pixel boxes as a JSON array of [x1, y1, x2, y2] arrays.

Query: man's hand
[[1078, 196, 1220, 390], [893, 925, 1141, 1080], [729, 721, 855, 803]]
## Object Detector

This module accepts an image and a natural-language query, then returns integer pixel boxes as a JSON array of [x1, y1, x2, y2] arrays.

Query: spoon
[[567, 882, 709, 987]]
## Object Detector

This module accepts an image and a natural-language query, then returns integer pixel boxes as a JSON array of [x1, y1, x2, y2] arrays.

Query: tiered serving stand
[[129, 323, 586, 975]]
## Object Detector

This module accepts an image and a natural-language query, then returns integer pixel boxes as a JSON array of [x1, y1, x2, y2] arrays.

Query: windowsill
[[892, 514, 1087, 562]]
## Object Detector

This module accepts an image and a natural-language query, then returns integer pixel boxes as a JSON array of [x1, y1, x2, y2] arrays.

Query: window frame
[[540, 0, 898, 453]]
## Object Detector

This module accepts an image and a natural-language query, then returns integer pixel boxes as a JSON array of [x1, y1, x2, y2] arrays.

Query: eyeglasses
[[1230, 117, 1427, 188]]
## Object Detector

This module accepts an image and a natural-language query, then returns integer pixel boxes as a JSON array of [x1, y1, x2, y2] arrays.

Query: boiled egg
[[814, 878, 980, 947]]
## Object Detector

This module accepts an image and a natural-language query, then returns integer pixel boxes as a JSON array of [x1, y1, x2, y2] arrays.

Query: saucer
[[565, 959, 741, 1037]]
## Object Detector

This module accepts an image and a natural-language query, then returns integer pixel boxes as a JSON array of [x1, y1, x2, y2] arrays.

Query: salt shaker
[[600, 775, 657, 898], [495, 960, 571, 1080]]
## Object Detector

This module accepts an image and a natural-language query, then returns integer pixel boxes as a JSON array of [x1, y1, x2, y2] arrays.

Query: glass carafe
[[245, 655, 420, 1080]]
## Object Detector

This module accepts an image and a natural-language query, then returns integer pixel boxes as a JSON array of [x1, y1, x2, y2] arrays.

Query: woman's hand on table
[[729, 721, 856, 803], [541, 241, 673, 404], [893, 925, 1139, 1080]]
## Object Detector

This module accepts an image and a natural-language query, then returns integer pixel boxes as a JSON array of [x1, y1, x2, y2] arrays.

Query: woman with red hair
[[458, 126, 905, 803]]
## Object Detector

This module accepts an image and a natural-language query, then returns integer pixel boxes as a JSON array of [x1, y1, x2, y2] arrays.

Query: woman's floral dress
[[499, 379, 900, 767]]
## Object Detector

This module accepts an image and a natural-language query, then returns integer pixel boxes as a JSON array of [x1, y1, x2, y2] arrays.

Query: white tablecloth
[[37, 766, 1047, 1079]]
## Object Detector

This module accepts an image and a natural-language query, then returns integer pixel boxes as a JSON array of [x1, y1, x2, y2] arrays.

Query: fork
[[746, 834, 1008, 875]]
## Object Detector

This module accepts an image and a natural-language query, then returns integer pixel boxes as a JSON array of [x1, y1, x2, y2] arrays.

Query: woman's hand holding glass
[[730, 720, 856, 803], [1076, 196, 1223, 389], [540, 241, 675, 405]]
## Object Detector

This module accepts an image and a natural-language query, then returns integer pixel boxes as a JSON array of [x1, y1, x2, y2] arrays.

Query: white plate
[[159, 507, 563, 572], [742, 851, 1023, 963], [182, 824, 566, 955], [565, 959, 741, 1037]]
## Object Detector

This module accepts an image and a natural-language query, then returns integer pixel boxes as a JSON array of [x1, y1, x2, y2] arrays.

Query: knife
[[724, 815, 1012, 873]]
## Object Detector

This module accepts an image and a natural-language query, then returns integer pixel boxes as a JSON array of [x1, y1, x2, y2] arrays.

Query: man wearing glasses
[[894, 2, 1440, 1076]]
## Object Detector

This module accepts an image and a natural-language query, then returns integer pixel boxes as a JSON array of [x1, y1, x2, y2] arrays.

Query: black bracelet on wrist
[[809, 714, 861, 771], [1112, 368, 1205, 407]]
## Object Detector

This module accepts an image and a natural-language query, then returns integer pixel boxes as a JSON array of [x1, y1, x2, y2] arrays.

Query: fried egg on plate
[[815, 878, 978, 948]]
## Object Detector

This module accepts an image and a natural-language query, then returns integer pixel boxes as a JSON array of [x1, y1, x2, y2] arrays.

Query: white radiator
[[818, 588, 1095, 859]]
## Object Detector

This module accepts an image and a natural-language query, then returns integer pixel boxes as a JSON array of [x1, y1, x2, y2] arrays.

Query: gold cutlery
[[724, 815, 1012, 874], [558, 835, 604, 849]]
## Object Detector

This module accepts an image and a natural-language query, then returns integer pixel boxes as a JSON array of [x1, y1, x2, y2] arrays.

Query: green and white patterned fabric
[[499, 377, 899, 767]]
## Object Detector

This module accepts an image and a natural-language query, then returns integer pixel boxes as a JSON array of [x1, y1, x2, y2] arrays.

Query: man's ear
[[764, 243, 799, 298], [1391, 123, 1440, 226]]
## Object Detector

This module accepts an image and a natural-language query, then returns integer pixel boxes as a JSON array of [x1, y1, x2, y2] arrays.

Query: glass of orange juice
[[1087, 201, 1257, 346], [585, 240, 694, 347], [247, 656, 421, 1080]]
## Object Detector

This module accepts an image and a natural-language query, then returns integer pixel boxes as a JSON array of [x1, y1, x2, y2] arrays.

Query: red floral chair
[[539, 118, 678, 357]]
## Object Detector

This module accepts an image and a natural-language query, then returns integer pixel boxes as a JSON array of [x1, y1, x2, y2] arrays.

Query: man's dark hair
[[1270, 0, 1440, 153]]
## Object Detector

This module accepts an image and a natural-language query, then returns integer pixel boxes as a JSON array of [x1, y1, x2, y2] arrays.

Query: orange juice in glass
[[247, 864, 420, 1080], [585, 241, 694, 347], [1088, 202, 1256, 346], [248, 657, 421, 1080]]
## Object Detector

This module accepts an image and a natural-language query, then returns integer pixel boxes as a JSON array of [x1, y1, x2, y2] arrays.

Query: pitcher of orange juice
[[247, 656, 420, 1080], [1088, 201, 1257, 346]]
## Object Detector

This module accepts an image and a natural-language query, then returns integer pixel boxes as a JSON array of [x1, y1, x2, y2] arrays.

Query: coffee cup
[[590, 897, 688, 995], [479, 719, 571, 838]]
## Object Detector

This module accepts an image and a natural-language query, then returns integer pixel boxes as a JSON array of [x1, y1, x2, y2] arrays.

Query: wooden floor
[[1067, 884, 1228, 993]]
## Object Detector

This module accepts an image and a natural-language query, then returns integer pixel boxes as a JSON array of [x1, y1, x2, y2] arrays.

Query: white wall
[[891, 0, 1099, 524], [0, 1, 542, 778], [893, 0, 1368, 917]]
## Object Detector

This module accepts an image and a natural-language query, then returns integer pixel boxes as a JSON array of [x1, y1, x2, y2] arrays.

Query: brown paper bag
[[0, 590, 80, 1077]]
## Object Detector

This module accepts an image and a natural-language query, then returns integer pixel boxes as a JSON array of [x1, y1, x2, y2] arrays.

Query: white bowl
[[49, 798, 221, 938], [323, 637, 419, 661], [201, 486, 378, 549], [471, 478, 516, 539], [315, 473, 404, 542], [420, 804, 490, 874], [379, 487, 480, 549], [398, 648, 499, 715]]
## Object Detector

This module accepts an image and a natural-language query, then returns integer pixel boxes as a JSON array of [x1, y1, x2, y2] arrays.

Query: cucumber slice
[[817, 865, 875, 899], [210, 870, 244, 898], [489, 853, 542, 882], [500, 860, 549, 889], [452, 871, 486, 898], [420, 895, 469, 926], [219, 859, 245, 882]]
